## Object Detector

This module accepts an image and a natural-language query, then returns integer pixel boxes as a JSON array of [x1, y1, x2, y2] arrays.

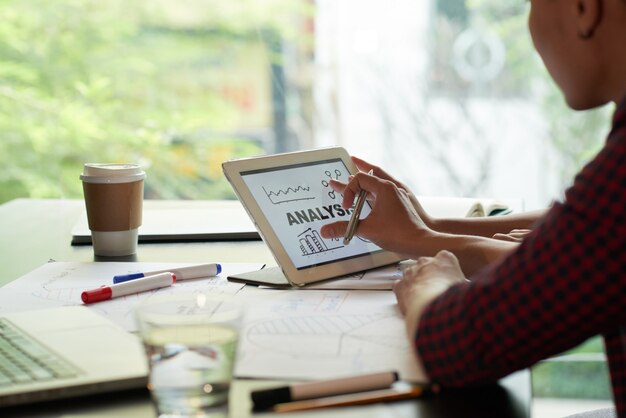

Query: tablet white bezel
[[222, 146, 403, 287]]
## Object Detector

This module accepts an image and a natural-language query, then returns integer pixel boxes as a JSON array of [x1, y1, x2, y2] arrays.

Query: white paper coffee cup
[[80, 164, 146, 256]]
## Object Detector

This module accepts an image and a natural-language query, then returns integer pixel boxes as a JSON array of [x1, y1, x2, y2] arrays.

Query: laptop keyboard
[[0, 318, 80, 386]]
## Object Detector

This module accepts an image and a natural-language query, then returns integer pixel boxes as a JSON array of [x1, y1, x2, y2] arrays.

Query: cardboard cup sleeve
[[82, 180, 144, 231]]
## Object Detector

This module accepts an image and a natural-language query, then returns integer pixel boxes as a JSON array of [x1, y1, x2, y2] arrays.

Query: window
[[0, 0, 609, 209]]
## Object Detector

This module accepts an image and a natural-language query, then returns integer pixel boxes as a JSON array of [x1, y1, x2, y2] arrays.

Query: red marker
[[81, 272, 176, 304]]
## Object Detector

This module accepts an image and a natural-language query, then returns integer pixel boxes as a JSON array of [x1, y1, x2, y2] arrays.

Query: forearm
[[429, 209, 546, 238], [412, 232, 518, 277]]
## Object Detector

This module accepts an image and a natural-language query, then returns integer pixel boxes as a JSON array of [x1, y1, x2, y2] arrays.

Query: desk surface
[[0, 198, 531, 418]]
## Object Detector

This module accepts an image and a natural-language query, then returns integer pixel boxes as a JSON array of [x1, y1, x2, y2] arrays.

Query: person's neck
[[605, 27, 626, 104], [614, 79, 626, 106], [609, 40, 626, 105]]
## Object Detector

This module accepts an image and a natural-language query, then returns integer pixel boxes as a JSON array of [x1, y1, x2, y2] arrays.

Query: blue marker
[[113, 263, 221, 284]]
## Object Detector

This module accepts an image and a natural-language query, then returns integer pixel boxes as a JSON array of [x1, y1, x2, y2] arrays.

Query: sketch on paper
[[245, 313, 409, 358], [236, 290, 425, 381]]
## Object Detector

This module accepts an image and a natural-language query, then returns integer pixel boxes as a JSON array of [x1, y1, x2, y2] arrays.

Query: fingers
[[404, 256, 432, 274], [320, 221, 349, 239], [392, 279, 408, 314], [435, 249, 459, 264], [508, 229, 532, 237], [401, 251, 461, 283], [403, 257, 435, 279], [492, 233, 517, 242], [394, 251, 467, 317], [492, 229, 532, 242], [394, 251, 462, 315], [352, 156, 391, 182], [394, 258, 429, 315], [404, 251, 453, 272], [351, 156, 377, 175], [338, 170, 382, 210], [352, 156, 408, 191], [321, 172, 387, 239], [328, 178, 347, 193]]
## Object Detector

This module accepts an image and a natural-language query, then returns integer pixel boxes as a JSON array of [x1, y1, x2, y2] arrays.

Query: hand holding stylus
[[342, 169, 373, 245]]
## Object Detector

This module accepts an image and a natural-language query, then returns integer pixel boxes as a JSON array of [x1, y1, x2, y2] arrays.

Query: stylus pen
[[343, 169, 374, 245], [112, 263, 221, 283], [81, 272, 176, 304], [251, 371, 398, 411]]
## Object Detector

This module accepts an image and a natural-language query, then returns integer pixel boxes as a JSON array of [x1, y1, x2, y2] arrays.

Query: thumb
[[320, 221, 348, 239]]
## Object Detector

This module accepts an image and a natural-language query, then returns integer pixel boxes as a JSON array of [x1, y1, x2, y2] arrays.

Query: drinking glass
[[135, 293, 242, 417]]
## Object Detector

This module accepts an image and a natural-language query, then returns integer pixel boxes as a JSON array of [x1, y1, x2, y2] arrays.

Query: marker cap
[[251, 386, 291, 411], [113, 272, 145, 284], [81, 286, 113, 304]]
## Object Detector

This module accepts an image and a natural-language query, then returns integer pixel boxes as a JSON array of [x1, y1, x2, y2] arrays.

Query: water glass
[[135, 293, 242, 417]]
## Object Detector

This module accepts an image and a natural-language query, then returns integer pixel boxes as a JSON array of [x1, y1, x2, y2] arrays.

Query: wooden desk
[[0, 198, 531, 418]]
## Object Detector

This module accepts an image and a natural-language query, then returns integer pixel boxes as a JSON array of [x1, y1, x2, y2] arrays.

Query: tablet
[[222, 146, 403, 287]]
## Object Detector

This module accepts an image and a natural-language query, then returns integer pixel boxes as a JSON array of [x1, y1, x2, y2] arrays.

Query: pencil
[[343, 169, 374, 245]]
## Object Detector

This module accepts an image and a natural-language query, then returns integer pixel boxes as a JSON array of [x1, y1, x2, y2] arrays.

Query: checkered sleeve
[[414, 102, 626, 410]]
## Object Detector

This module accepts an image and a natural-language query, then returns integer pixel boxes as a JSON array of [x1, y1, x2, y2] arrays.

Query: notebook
[[71, 199, 260, 245], [0, 306, 147, 407]]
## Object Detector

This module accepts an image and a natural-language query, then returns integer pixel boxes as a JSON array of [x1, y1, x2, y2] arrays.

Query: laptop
[[0, 306, 148, 407], [222, 147, 404, 287]]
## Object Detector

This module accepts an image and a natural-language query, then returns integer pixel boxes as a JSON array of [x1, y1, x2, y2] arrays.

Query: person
[[324, 154, 545, 275], [320, 0, 626, 415]]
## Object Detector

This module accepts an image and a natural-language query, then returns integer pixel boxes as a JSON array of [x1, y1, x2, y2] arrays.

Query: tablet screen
[[241, 158, 383, 270]]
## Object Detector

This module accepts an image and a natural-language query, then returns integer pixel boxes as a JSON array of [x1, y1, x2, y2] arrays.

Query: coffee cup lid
[[80, 163, 146, 184]]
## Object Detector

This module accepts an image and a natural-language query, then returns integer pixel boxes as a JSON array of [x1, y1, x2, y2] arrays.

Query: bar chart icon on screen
[[298, 228, 342, 255]]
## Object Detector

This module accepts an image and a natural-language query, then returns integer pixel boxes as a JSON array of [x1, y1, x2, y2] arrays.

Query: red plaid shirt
[[416, 99, 626, 415]]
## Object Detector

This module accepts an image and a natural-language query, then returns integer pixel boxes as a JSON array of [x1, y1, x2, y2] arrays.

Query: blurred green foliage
[[532, 336, 612, 399], [0, 0, 311, 203]]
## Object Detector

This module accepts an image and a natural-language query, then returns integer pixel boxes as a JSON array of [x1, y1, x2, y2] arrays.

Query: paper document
[[2, 261, 427, 383], [300, 263, 406, 290], [0, 261, 262, 331], [232, 262, 408, 290], [235, 286, 427, 382]]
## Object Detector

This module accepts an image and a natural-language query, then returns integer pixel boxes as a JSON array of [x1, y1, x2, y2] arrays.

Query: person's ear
[[576, 0, 602, 40]]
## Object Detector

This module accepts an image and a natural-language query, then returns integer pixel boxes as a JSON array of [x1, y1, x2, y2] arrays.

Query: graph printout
[[241, 159, 383, 269], [235, 287, 426, 382]]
